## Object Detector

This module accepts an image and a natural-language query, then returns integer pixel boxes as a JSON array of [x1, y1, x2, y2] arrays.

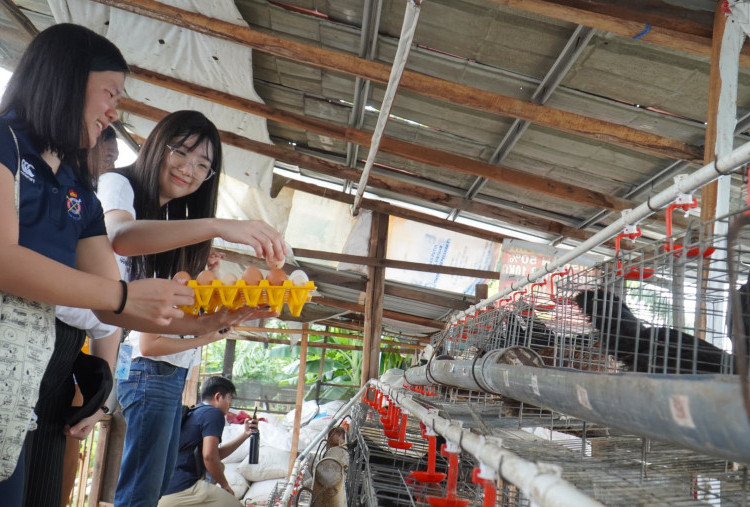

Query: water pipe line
[[405, 354, 750, 464], [449, 138, 750, 325]]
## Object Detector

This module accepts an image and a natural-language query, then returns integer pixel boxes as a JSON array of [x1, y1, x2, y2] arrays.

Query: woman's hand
[[194, 306, 280, 335], [215, 219, 287, 265], [63, 409, 106, 440], [123, 278, 195, 325]]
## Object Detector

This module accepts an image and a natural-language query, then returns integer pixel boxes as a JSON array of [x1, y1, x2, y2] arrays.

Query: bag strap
[[7, 125, 20, 215]]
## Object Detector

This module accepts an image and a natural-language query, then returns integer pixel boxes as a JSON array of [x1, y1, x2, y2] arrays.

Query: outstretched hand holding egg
[[214, 218, 287, 266]]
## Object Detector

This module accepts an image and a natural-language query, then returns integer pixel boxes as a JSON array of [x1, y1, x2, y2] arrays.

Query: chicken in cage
[[550, 211, 749, 376]]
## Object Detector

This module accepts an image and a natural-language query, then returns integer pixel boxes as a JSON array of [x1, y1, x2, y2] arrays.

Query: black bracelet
[[114, 280, 128, 314]]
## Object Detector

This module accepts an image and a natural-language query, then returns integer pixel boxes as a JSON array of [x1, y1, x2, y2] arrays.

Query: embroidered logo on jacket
[[20, 159, 35, 183], [66, 190, 82, 220]]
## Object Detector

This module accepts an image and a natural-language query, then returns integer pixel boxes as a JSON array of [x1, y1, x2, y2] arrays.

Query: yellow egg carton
[[180, 279, 316, 317]]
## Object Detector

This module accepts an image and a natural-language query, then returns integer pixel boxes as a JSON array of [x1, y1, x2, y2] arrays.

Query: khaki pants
[[158, 479, 242, 507]]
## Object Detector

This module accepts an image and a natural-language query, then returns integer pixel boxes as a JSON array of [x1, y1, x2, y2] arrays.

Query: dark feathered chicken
[[574, 289, 727, 374]]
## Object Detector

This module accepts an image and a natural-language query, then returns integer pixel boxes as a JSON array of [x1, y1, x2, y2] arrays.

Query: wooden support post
[[288, 323, 309, 477], [87, 417, 111, 505], [182, 365, 200, 407], [475, 283, 489, 304], [698, 2, 744, 338], [98, 412, 127, 503], [315, 335, 328, 404], [362, 212, 388, 385], [222, 339, 236, 379]]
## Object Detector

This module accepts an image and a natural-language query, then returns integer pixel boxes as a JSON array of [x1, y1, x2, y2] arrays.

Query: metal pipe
[[375, 380, 602, 506], [278, 383, 369, 506], [405, 353, 750, 463], [352, 0, 423, 215], [449, 139, 750, 324]]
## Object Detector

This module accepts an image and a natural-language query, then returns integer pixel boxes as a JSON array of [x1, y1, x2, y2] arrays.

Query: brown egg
[[241, 266, 264, 286], [195, 269, 216, 285], [172, 270, 192, 284], [266, 268, 288, 286]]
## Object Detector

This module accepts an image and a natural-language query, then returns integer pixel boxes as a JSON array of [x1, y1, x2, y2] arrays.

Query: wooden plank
[[88, 418, 111, 506], [98, 0, 703, 162], [538, 0, 712, 36], [313, 296, 445, 330], [314, 335, 328, 403], [364, 213, 388, 382], [118, 97, 642, 246], [293, 247, 500, 279], [487, 0, 750, 68], [0, 0, 37, 48], [233, 326, 422, 349], [228, 334, 418, 353], [212, 244, 472, 311], [288, 324, 308, 477], [700, 1, 726, 226], [221, 339, 236, 379], [124, 70, 636, 212], [281, 178, 509, 244], [317, 318, 437, 343]]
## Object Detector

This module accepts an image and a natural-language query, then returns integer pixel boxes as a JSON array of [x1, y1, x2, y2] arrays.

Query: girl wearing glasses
[[97, 110, 286, 506]]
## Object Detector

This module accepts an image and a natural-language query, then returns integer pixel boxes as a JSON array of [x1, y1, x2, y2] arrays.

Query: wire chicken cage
[[431, 208, 750, 377], [358, 382, 750, 506], [385, 208, 750, 505]]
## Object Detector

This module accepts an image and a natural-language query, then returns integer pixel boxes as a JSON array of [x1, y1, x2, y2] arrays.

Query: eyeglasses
[[166, 145, 215, 181]]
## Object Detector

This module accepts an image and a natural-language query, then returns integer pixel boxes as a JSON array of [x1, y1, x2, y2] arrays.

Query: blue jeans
[[114, 357, 187, 507]]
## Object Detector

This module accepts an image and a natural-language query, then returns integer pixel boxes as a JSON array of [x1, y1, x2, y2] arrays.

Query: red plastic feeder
[[424, 385, 438, 397], [663, 197, 715, 258], [410, 423, 446, 484], [382, 405, 400, 432], [387, 410, 413, 450], [383, 408, 402, 438], [615, 229, 654, 280], [472, 464, 498, 507], [374, 390, 385, 412], [379, 398, 394, 425], [365, 386, 376, 407], [426, 442, 470, 507], [377, 394, 389, 416]]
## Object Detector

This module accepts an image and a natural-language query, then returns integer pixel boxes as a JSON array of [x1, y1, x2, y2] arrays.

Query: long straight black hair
[[123, 110, 223, 280], [0, 23, 128, 191]]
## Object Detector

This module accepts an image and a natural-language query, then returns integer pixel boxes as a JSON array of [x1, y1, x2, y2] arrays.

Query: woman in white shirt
[[97, 110, 286, 506]]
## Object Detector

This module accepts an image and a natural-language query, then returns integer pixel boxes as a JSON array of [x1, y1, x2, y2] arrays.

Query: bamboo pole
[[288, 324, 309, 477]]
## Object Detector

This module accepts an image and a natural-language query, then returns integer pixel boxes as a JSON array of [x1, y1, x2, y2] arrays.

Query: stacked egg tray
[[180, 279, 316, 317]]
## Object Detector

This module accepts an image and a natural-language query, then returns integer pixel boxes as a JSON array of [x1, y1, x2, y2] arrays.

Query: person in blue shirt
[[159, 376, 257, 507], [0, 23, 200, 506]]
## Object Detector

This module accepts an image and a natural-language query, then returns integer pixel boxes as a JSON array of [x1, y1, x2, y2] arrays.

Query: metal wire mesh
[[406, 209, 750, 505], [401, 389, 750, 506], [553, 211, 750, 375]]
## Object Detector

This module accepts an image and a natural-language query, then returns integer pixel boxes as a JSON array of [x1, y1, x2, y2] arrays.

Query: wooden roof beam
[[488, 0, 750, 67], [293, 248, 500, 280], [95, 0, 703, 163], [213, 245, 472, 311], [124, 68, 633, 213], [119, 97, 638, 250], [311, 296, 445, 330]]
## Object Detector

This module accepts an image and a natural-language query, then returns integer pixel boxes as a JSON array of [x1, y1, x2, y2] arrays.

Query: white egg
[[288, 269, 309, 286], [266, 256, 285, 270]]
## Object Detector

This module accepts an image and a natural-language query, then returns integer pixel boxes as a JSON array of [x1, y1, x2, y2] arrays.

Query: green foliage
[[203, 321, 413, 401]]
